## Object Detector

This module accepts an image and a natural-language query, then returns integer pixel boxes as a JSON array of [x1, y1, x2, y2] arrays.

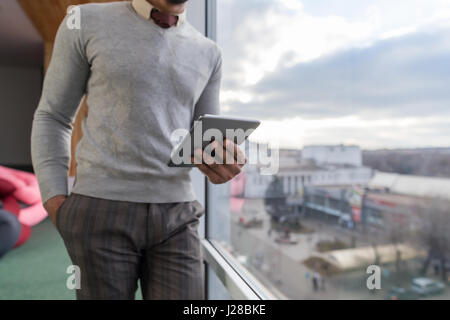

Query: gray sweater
[[31, 2, 222, 204]]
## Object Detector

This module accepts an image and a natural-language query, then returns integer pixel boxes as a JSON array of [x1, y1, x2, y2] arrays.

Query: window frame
[[199, 0, 277, 300]]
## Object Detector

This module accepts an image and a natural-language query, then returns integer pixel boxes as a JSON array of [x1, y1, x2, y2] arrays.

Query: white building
[[277, 165, 373, 196], [302, 145, 362, 167], [239, 144, 373, 199], [368, 171, 450, 200]]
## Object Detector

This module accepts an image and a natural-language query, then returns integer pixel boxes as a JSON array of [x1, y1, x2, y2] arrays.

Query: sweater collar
[[131, 0, 186, 26]]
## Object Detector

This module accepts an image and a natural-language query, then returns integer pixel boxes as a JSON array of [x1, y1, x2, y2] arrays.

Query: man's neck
[[131, 0, 186, 25]]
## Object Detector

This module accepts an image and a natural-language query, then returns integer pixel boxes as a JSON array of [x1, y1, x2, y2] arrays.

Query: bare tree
[[415, 198, 450, 281], [387, 212, 412, 273]]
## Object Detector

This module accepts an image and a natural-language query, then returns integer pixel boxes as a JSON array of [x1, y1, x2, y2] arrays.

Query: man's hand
[[44, 195, 67, 225], [191, 139, 247, 184]]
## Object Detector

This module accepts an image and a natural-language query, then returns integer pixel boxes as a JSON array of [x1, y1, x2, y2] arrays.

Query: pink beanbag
[[0, 166, 47, 227]]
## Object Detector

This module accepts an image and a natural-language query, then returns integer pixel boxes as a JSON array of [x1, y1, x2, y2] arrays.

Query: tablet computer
[[168, 114, 261, 167]]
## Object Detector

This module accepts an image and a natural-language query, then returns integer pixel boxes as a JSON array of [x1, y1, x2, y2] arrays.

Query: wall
[[0, 65, 42, 167]]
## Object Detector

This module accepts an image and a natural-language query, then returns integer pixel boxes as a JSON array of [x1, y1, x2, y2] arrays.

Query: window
[[208, 0, 450, 300], [287, 176, 291, 194]]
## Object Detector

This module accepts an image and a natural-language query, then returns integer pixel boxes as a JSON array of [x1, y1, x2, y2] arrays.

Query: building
[[302, 145, 362, 167], [368, 172, 450, 199], [360, 172, 450, 231], [238, 144, 373, 199]]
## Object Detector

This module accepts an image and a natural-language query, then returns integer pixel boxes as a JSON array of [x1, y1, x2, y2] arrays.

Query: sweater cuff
[[35, 166, 69, 204]]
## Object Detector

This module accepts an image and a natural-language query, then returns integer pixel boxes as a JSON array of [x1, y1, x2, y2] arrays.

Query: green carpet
[[0, 218, 75, 300], [0, 218, 144, 300]]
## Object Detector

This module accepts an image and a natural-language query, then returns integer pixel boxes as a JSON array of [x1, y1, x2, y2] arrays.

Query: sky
[[217, 0, 450, 150]]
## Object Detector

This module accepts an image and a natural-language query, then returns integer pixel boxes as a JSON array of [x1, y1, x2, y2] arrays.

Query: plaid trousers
[[55, 193, 205, 300]]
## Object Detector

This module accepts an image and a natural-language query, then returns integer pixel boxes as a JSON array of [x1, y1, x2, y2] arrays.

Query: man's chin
[[169, 5, 186, 15]]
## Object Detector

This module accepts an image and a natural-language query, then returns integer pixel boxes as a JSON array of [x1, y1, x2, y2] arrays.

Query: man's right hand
[[44, 195, 68, 225]]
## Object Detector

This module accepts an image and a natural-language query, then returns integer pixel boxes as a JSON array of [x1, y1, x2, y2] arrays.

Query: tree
[[415, 198, 450, 281]]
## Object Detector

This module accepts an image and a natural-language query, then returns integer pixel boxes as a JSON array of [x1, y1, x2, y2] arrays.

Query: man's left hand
[[191, 139, 247, 184]]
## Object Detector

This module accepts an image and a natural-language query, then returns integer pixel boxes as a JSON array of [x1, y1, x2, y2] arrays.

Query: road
[[225, 198, 450, 300]]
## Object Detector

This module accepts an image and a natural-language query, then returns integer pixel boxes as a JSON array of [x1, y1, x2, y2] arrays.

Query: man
[[31, 0, 244, 300]]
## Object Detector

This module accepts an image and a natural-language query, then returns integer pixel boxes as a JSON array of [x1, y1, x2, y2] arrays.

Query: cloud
[[249, 114, 450, 150], [219, 0, 381, 87], [218, 0, 450, 88], [217, 0, 450, 148], [226, 29, 450, 120]]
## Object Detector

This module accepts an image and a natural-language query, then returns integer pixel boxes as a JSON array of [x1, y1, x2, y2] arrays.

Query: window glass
[[209, 0, 450, 299]]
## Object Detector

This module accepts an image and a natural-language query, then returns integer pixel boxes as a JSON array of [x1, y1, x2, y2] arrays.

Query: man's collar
[[132, 0, 186, 26]]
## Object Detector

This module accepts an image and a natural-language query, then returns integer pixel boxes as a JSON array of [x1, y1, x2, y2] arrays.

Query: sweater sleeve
[[31, 11, 90, 204], [193, 49, 222, 121]]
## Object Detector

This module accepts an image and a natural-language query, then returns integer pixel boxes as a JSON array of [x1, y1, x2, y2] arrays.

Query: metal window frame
[[205, 0, 217, 41], [202, 240, 260, 300], [200, 0, 278, 300], [202, 239, 278, 300]]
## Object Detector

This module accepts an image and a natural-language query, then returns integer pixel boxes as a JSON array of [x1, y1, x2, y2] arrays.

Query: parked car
[[410, 278, 445, 297], [387, 287, 420, 300]]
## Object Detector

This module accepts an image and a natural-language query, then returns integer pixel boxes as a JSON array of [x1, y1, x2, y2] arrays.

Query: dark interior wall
[[0, 0, 43, 170], [0, 66, 42, 167], [0, 0, 43, 67]]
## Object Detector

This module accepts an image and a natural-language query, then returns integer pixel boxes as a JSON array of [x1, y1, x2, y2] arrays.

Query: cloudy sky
[[217, 0, 450, 149]]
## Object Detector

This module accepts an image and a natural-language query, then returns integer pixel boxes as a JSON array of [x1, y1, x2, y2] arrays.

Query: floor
[[0, 218, 147, 300], [0, 218, 75, 300]]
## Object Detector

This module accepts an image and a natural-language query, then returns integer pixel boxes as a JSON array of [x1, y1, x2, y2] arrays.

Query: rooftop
[[368, 172, 450, 199]]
